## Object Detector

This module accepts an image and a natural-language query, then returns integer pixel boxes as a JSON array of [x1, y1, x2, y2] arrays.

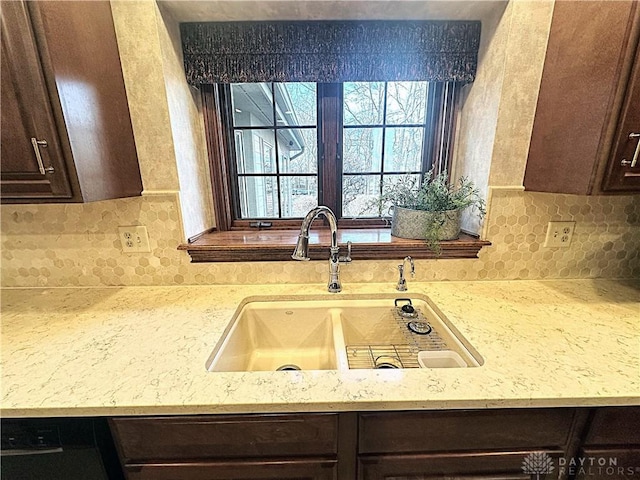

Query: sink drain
[[407, 320, 432, 335], [276, 364, 301, 371], [373, 355, 402, 369]]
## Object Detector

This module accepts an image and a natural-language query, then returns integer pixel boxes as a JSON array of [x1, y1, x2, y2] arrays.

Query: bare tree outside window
[[342, 81, 428, 218]]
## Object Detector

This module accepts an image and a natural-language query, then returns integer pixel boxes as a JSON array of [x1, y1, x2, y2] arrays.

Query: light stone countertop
[[1, 279, 639, 418]]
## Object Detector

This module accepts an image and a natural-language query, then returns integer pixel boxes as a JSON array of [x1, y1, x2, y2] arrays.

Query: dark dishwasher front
[[1, 417, 124, 480]]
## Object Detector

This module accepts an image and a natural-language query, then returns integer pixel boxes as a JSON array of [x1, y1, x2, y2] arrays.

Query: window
[[228, 82, 319, 220], [219, 80, 457, 228], [179, 20, 489, 261], [341, 81, 429, 218]]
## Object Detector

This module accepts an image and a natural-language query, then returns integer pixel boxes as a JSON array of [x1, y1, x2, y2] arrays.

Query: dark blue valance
[[180, 20, 481, 85]]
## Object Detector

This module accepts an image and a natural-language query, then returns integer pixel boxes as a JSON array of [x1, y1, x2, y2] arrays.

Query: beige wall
[[1, 0, 639, 288], [110, 0, 215, 239]]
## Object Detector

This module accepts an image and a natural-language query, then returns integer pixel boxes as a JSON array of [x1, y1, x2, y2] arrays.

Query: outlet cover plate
[[118, 226, 151, 253], [543, 221, 575, 248]]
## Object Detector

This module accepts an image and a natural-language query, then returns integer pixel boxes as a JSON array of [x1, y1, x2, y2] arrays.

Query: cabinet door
[[0, 0, 71, 199], [359, 410, 577, 454], [575, 448, 640, 480], [32, 0, 142, 202], [583, 407, 640, 446], [124, 459, 337, 480], [602, 44, 640, 192], [358, 451, 561, 480], [110, 414, 338, 463], [524, 1, 638, 195], [571, 407, 640, 480]]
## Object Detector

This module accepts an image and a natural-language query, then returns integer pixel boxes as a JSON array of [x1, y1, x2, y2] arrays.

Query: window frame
[[212, 81, 458, 230], [185, 82, 490, 262]]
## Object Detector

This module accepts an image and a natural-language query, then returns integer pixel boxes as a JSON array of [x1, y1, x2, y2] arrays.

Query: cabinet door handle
[[30, 137, 55, 174], [621, 132, 640, 168]]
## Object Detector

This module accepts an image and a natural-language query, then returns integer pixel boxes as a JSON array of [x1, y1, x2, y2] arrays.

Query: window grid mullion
[[421, 82, 435, 184], [335, 82, 344, 217], [343, 123, 427, 129], [378, 82, 389, 198], [271, 83, 283, 219], [318, 83, 341, 217]]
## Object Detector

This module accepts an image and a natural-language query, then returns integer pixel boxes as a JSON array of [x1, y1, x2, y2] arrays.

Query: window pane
[[342, 174, 381, 217], [275, 83, 316, 126], [343, 128, 383, 173], [277, 128, 317, 174], [238, 176, 279, 218], [280, 176, 318, 218], [340, 82, 431, 219], [385, 81, 428, 125], [383, 127, 424, 172], [235, 130, 276, 174], [231, 83, 274, 127], [343, 82, 385, 125]]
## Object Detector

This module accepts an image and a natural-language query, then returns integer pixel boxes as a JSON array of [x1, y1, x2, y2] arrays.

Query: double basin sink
[[206, 294, 483, 372]]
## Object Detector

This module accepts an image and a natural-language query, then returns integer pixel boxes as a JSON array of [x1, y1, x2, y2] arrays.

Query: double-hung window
[[221, 80, 457, 228]]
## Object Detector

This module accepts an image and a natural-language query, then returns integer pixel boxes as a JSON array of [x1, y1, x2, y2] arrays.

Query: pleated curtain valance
[[180, 20, 481, 85]]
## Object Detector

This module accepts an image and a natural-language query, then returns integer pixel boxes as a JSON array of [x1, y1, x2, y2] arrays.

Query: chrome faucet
[[396, 256, 415, 291], [292, 206, 351, 293]]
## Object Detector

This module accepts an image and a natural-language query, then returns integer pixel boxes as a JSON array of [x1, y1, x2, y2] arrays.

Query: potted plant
[[376, 171, 486, 251]]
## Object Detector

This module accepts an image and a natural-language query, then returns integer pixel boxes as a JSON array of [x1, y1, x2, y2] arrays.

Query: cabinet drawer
[[583, 407, 640, 446], [124, 459, 337, 480], [359, 409, 577, 454], [110, 414, 338, 462], [358, 451, 562, 480]]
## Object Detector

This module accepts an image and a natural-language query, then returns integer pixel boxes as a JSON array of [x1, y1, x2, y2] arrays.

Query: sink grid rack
[[345, 344, 420, 369], [345, 308, 450, 369], [392, 307, 450, 352]]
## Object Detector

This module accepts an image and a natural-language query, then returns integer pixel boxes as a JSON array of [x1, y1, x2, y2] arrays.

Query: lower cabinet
[[108, 407, 640, 480], [574, 408, 640, 480], [357, 409, 579, 480], [109, 413, 340, 480]]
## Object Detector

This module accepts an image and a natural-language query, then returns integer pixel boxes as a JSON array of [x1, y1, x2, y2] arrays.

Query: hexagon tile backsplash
[[1, 190, 639, 288]]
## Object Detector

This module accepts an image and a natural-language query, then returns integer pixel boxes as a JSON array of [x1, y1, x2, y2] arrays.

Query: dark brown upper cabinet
[[0, 1, 142, 204], [602, 43, 640, 192], [525, 1, 640, 195]]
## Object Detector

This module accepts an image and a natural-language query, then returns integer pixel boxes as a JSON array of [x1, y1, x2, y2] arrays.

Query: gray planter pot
[[390, 206, 462, 240]]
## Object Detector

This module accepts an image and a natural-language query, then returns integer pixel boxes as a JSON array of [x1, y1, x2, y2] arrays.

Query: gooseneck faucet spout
[[292, 206, 349, 293]]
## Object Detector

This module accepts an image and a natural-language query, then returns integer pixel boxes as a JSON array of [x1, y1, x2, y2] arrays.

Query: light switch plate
[[118, 226, 151, 253], [543, 221, 575, 248]]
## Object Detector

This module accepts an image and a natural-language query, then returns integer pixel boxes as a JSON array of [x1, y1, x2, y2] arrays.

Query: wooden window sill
[[178, 228, 490, 263]]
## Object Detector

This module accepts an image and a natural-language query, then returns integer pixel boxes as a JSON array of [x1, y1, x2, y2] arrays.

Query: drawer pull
[[30, 137, 54, 174]]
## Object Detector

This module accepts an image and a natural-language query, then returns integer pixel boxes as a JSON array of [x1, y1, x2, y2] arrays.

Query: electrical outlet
[[543, 221, 575, 248], [118, 226, 151, 253]]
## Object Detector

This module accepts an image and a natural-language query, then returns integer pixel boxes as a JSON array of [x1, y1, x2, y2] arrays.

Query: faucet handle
[[396, 256, 415, 291], [338, 241, 352, 263], [404, 256, 415, 277], [396, 264, 407, 291]]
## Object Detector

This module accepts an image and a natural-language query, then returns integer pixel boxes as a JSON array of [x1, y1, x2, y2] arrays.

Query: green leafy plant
[[374, 171, 486, 252]]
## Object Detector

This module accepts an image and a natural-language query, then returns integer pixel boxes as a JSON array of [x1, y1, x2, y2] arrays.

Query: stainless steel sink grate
[[392, 307, 450, 352], [344, 308, 451, 369], [345, 344, 421, 369]]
